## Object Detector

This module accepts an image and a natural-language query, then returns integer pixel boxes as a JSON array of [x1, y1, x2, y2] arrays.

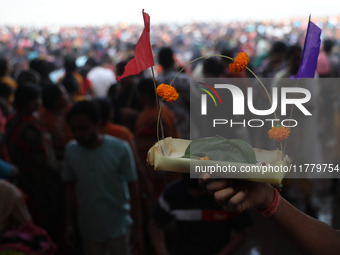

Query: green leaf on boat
[[182, 136, 256, 164]]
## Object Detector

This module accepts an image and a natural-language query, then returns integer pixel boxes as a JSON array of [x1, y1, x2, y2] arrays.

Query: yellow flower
[[229, 52, 249, 72], [156, 83, 179, 103], [268, 126, 290, 141], [200, 156, 210, 160]]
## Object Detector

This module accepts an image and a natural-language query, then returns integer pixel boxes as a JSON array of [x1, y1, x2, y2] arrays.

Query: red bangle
[[257, 187, 281, 217]]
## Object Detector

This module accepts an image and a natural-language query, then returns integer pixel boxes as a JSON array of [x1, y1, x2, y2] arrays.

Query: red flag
[[117, 10, 155, 81]]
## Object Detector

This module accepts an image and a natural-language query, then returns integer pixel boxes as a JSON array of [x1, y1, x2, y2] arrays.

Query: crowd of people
[[0, 15, 340, 255], [0, 15, 339, 72]]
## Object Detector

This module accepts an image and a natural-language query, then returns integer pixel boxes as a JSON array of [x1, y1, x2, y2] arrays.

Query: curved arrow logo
[[197, 82, 222, 107]]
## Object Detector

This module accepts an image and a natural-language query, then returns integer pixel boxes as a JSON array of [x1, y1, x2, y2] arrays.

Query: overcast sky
[[0, 0, 339, 26]]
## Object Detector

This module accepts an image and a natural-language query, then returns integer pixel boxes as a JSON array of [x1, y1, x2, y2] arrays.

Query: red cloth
[[39, 107, 73, 160], [134, 105, 180, 199], [117, 10, 155, 81], [100, 122, 134, 146], [0, 221, 56, 255]]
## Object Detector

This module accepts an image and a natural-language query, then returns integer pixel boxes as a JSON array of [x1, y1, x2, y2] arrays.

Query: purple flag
[[291, 15, 321, 78]]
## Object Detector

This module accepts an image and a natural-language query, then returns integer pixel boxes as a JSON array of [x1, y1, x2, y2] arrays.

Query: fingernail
[[201, 173, 211, 180]]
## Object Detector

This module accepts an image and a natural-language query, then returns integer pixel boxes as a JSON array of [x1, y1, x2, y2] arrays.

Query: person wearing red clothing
[[40, 85, 73, 161], [0, 180, 56, 255], [5, 84, 62, 246], [94, 97, 134, 145], [135, 78, 180, 200]]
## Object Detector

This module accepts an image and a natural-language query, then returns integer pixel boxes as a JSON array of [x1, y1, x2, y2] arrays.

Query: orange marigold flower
[[200, 156, 210, 160], [156, 83, 179, 103], [268, 126, 290, 141], [229, 52, 249, 72]]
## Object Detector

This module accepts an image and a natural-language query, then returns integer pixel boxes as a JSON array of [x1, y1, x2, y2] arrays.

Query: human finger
[[225, 189, 248, 212], [205, 179, 230, 194], [213, 187, 237, 206], [198, 173, 211, 187]]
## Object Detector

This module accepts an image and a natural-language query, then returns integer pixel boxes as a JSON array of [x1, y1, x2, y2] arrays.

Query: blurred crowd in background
[[0, 15, 339, 73]]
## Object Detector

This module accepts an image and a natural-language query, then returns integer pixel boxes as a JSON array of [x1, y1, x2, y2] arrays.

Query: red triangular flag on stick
[[117, 10, 155, 81]]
